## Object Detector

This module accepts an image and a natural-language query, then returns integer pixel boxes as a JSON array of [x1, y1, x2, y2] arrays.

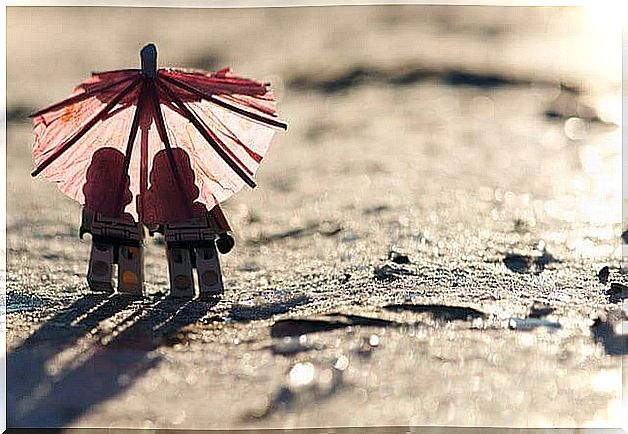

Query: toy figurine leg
[[87, 241, 114, 293], [166, 246, 195, 297], [118, 245, 144, 296], [194, 243, 224, 296]]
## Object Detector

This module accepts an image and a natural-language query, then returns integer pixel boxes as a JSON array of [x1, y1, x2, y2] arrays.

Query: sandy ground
[[5, 5, 627, 430]]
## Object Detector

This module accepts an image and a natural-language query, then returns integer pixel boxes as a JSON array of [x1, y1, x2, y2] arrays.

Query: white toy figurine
[[140, 148, 236, 298], [150, 205, 234, 297]]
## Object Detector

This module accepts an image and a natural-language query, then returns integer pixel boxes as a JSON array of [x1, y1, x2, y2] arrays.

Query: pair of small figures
[[79, 204, 234, 297]]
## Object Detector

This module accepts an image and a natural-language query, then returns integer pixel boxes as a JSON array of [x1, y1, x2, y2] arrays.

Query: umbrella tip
[[140, 43, 158, 78]]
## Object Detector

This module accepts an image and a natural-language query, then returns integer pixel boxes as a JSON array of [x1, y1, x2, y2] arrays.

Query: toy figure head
[[149, 148, 199, 199], [83, 147, 133, 217], [142, 148, 205, 223]]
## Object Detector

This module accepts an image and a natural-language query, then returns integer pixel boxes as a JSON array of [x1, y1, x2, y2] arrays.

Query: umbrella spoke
[[90, 68, 140, 76], [139, 124, 149, 221], [160, 73, 288, 130], [157, 79, 257, 189], [204, 105, 264, 164], [147, 80, 195, 220], [113, 81, 146, 216], [31, 77, 141, 177], [29, 75, 136, 118]]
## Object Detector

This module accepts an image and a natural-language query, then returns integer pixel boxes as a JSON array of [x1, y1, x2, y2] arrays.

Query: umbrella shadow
[[8, 293, 219, 428]]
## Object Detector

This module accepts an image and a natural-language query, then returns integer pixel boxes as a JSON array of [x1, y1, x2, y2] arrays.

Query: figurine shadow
[[7, 292, 219, 428], [82, 147, 134, 219], [140, 147, 209, 224], [82, 128, 208, 226]]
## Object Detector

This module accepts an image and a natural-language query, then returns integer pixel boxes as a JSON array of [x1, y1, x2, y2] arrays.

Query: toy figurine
[[31, 44, 286, 298], [149, 205, 234, 297], [79, 147, 144, 295], [142, 148, 235, 297]]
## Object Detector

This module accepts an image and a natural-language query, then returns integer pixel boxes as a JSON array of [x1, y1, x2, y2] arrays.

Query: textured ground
[[5, 5, 627, 430]]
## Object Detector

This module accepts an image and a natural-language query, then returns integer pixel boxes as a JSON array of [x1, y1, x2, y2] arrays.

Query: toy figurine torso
[[80, 208, 144, 245], [159, 206, 232, 246]]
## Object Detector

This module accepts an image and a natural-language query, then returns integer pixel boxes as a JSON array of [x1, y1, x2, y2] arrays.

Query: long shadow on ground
[[8, 293, 219, 427]]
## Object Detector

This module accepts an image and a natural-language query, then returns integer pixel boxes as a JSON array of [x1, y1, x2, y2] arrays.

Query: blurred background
[[6, 5, 625, 429], [7, 6, 622, 230]]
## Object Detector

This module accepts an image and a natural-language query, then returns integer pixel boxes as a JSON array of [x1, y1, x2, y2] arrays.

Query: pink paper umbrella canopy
[[31, 44, 287, 225]]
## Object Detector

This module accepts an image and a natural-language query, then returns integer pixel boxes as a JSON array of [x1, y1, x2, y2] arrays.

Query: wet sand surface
[[5, 5, 626, 429]]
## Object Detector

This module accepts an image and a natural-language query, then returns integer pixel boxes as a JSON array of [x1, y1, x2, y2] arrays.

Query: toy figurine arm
[[209, 205, 235, 254], [79, 207, 95, 239], [209, 204, 232, 233], [216, 233, 235, 254]]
